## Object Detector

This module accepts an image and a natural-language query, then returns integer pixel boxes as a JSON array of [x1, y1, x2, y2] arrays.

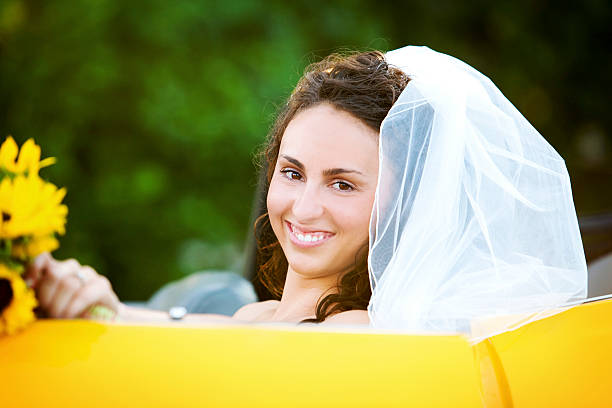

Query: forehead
[[279, 103, 379, 168]]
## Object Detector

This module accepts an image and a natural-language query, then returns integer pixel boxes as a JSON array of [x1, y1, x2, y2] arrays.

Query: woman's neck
[[270, 266, 339, 322]]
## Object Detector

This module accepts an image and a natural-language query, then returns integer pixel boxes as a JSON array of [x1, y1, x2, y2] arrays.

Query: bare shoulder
[[322, 310, 370, 325], [232, 300, 279, 322]]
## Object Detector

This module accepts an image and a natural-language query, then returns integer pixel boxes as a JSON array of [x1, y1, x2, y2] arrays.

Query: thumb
[[24, 252, 53, 288]]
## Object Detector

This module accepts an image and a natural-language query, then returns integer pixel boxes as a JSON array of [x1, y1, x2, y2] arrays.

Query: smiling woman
[[24, 46, 587, 338], [265, 104, 379, 322], [253, 53, 409, 323], [25, 51, 408, 326]]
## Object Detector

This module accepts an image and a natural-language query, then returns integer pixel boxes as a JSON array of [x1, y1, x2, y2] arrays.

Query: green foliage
[[0, 0, 610, 299]]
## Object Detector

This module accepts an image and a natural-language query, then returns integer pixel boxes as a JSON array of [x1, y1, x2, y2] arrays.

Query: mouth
[[285, 221, 335, 248]]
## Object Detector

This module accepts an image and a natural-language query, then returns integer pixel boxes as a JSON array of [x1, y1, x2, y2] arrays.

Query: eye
[[280, 169, 303, 181], [331, 181, 354, 192]]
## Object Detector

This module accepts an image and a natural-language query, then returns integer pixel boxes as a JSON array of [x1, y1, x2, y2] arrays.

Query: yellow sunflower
[[0, 136, 56, 176], [0, 173, 67, 240], [0, 264, 37, 335]]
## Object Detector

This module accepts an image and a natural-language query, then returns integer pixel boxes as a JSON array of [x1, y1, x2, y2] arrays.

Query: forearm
[[117, 304, 237, 323]]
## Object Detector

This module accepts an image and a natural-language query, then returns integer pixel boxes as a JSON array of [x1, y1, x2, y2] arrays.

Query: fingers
[[48, 264, 98, 318], [26, 253, 120, 320], [24, 252, 53, 288], [62, 276, 119, 319], [36, 258, 79, 313], [33, 257, 119, 320]]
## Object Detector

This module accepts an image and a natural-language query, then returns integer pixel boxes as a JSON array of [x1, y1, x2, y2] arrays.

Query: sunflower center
[[1, 211, 11, 222], [0, 278, 14, 313]]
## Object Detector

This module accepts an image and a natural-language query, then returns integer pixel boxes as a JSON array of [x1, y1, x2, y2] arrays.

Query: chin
[[285, 251, 333, 277]]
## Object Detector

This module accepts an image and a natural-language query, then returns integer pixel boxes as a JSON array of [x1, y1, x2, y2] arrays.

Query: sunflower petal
[[0, 136, 19, 172]]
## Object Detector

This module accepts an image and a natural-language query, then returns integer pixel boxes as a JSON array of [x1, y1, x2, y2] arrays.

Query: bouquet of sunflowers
[[0, 136, 67, 335]]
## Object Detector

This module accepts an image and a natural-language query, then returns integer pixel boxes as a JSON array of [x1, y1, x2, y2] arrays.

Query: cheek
[[266, 176, 288, 230], [333, 193, 376, 236]]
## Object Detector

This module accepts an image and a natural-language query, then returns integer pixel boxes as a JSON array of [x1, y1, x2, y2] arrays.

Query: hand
[[25, 253, 121, 319]]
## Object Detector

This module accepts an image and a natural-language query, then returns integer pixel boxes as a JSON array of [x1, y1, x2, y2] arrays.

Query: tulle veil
[[367, 46, 587, 341]]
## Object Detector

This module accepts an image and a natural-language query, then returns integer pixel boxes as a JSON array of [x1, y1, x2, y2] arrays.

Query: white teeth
[[296, 232, 323, 242], [290, 223, 327, 243]]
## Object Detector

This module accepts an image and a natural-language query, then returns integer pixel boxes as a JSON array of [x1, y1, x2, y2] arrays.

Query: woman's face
[[267, 103, 379, 281]]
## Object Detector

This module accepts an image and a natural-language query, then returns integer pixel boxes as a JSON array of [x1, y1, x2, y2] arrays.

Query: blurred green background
[[1, 0, 610, 300]]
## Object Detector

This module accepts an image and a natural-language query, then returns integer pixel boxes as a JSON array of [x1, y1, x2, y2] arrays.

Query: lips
[[285, 221, 335, 247]]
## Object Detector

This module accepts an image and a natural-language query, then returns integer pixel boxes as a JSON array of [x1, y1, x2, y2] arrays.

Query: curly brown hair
[[254, 50, 410, 323]]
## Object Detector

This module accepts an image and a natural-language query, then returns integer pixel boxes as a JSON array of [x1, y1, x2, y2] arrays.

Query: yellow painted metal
[[484, 298, 612, 408], [3, 299, 611, 407], [0, 321, 483, 408], [473, 339, 513, 408]]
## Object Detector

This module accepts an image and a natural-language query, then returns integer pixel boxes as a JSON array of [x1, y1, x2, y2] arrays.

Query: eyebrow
[[280, 154, 364, 177]]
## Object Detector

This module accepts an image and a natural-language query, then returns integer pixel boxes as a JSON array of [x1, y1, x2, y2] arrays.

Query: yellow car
[[2, 296, 611, 408]]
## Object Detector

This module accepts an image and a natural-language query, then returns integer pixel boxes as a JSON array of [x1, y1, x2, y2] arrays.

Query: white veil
[[367, 46, 587, 340]]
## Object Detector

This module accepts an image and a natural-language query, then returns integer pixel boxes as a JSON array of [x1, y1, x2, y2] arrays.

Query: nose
[[291, 182, 324, 222]]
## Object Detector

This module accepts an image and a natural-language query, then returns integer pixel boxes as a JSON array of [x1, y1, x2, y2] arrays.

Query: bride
[[26, 47, 587, 336]]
